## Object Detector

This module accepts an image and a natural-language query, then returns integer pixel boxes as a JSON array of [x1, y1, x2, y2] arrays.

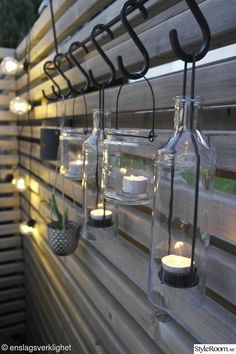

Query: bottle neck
[[92, 110, 111, 134], [174, 97, 202, 132]]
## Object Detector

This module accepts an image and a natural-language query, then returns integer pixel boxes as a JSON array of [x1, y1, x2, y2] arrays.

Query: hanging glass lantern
[[103, 129, 158, 205], [81, 109, 118, 242], [60, 128, 89, 180], [148, 96, 216, 313]]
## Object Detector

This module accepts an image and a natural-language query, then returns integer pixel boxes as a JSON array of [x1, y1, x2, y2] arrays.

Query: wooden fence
[[0, 48, 25, 338], [5, 0, 236, 352]]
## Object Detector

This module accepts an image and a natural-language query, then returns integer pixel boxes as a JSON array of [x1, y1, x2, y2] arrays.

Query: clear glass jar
[[148, 97, 216, 313], [81, 110, 118, 242], [103, 129, 158, 205], [60, 128, 89, 180]]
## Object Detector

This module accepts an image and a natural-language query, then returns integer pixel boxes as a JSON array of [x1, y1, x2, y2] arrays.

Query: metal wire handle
[[115, 76, 156, 142]]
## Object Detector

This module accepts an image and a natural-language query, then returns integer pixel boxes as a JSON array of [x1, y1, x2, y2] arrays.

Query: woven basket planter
[[47, 221, 80, 256]]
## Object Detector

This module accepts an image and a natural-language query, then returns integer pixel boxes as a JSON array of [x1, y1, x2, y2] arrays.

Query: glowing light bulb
[[20, 219, 36, 235], [12, 176, 27, 191], [1, 57, 22, 75], [10, 97, 31, 115]]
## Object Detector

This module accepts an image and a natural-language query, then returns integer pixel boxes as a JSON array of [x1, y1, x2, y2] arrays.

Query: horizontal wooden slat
[[27, 0, 113, 64], [0, 250, 22, 264], [25, 237, 163, 354], [0, 288, 24, 303], [0, 47, 15, 60], [0, 300, 25, 316], [0, 126, 17, 136], [0, 275, 24, 290], [0, 223, 19, 236], [16, 0, 76, 60], [0, 236, 21, 250], [0, 312, 25, 328], [0, 155, 18, 166], [25, 244, 108, 354], [0, 196, 20, 208], [0, 210, 20, 222], [0, 262, 24, 277]]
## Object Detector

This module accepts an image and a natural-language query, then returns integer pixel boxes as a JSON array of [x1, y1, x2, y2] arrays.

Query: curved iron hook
[[89, 24, 116, 88], [117, 0, 149, 80], [68, 41, 90, 93], [42, 60, 62, 101], [53, 53, 73, 98], [169, 0, 211, 62]]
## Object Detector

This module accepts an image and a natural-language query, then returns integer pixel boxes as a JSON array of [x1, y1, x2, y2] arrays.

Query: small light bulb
[[10, 97, 31, 115], [20, 219, 36, 235], [12, 177, 27, 191], [1, 57, 20, 75]]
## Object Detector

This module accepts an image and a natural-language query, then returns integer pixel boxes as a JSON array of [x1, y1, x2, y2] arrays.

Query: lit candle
[[69, 159, 83, 175], [123, 175, 148, 194], [161, 254, 193, 275], [90, 209, 112, 221]]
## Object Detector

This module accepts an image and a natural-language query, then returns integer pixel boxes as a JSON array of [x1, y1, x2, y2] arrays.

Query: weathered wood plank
[[25, 243, 108, 354], [0, 274, 24, 290], [0, 250, 22, 264], [0, 47, 15, 59], [0, 155, 18, 166], [0, 210, 20, 222], [0, 300, 25, 316], [0, 196, 20, 208], [0, 236, 21, 250], [28, 0, 114, 64], [16, 0, 76, 60], [0, 288, 24, 303], [0, 262, 24, 277], [0, 223, 19, 236]]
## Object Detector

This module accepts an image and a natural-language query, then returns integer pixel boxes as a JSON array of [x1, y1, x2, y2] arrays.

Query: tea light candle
[[161, 254, 192, 275], [123, 175, 148, 194], [69, 160, 83, 175], [90, 209, 112, 221]]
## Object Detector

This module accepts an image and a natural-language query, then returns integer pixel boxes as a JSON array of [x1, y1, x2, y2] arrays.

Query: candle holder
[[148, 96, 216, 313], [60, 128, 89, 181], [81, 109, 118, 242], [103, 129, 158, 205]]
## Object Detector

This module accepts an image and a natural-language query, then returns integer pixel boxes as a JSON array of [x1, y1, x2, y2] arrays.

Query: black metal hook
[[68, 41, 90, 93], [169, 0, 211, 62], [89, 24, 116, 88], [42, 60, 62, 101], [53, 53, 73, 98], [117, 0, 149, 80]]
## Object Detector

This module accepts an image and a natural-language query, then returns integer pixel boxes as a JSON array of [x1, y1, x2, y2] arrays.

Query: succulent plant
[[48, 195, 69, 230]]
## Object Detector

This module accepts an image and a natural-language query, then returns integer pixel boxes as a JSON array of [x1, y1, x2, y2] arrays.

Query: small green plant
[[49, 195, 69, 229]]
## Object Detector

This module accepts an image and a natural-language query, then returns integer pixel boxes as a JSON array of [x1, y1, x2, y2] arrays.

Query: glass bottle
[[103, 129, 158, 205], [148, 96, 216, 314], [60, 128, 88, 181], [81, 109, 118, 242]]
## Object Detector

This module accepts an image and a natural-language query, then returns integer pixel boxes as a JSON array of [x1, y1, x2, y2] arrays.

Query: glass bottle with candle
[[103, 129, 158, 205], [148, 96, 216, 313], [60, 128, 89, 181], [81, 109, 118, 242]]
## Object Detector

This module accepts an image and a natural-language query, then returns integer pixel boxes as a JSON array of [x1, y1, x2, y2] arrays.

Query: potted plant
[[47, 195, 80, 256]]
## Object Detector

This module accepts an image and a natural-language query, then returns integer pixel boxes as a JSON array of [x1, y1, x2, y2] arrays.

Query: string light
[[12, 176, 27, 192], [20, 219, 36, 235], [10, 97, 31, 115], [1, 57, 24, 75]]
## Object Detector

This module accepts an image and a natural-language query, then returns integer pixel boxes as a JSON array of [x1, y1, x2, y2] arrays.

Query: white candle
[[161, 254, 193, 275], [123, 175, 148, 194], [69, 160, 83, 175], [90, 209, 112, 221]]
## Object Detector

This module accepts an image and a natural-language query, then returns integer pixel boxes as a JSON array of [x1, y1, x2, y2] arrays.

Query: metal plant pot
[[40, 128, 60, 161], [47, 221, 80, 256]]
